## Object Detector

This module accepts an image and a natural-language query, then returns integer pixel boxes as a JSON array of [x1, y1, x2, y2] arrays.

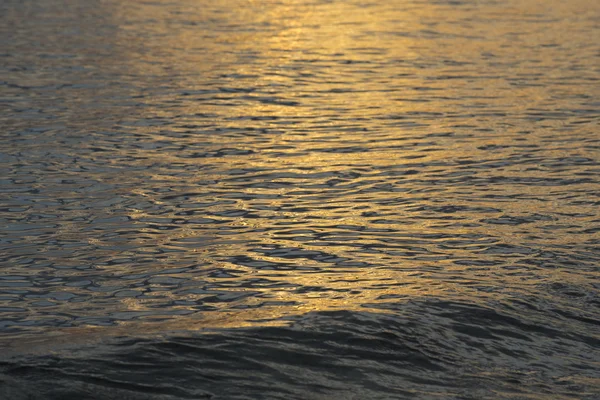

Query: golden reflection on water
[[96, 0, 600, 332], [1, 0, 597, 343]]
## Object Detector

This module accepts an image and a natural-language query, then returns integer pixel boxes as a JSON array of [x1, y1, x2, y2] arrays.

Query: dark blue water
[[1, 0, 599, 398]]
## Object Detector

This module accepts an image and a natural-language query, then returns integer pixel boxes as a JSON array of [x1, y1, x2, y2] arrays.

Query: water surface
[[1, 0, 599, 398]]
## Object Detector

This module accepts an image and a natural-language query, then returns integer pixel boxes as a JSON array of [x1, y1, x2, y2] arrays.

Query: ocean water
[[1, 0, 599, 398]]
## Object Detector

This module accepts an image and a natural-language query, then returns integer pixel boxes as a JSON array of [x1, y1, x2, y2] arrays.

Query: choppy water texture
[[1, 0, 599, 398]]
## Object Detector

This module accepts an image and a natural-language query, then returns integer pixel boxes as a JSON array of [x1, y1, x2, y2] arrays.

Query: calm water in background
[[1, 0, 599, 398]]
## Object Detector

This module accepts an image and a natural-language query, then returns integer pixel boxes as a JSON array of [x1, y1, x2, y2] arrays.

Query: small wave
[[2, 300, 598, 400]]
